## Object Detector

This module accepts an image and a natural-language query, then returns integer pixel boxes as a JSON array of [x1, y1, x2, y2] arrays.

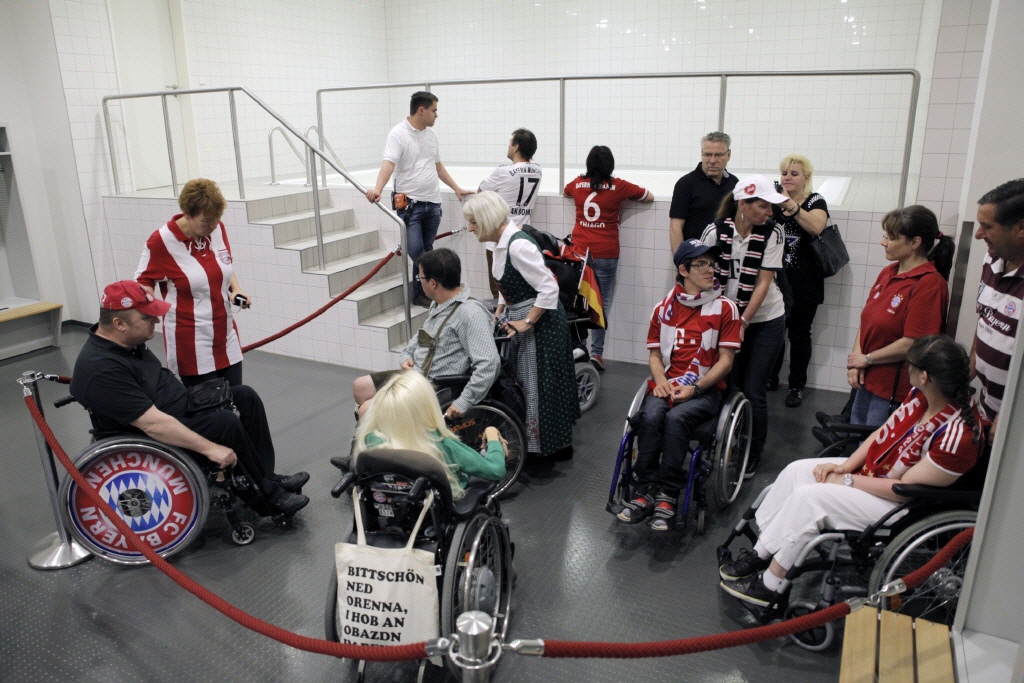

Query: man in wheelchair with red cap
[[70, 280, 310, 517]]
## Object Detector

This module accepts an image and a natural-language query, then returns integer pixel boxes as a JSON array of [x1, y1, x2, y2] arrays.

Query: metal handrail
[[316, 68, 921, 207], [268, 126, 310, 186], [304, 125, 347, 188], [101, 85, 413, 337]]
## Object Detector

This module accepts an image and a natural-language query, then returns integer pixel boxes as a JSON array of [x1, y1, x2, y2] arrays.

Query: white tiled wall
[[41, 0, 993, 391]]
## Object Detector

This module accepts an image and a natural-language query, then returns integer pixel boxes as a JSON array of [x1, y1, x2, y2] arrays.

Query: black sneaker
[[720, 571, 783, 607], [269, 488, 310, 516], [744, 452, 761, 480], [413, 294, 432, 308], [719, 548, 770, 581], [274, 471, 310, 493], [785, 388, 803, 408]]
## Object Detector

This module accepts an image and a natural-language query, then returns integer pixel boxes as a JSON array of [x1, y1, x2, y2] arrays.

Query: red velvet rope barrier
[[241, 250, 396, 353], [25, 384, 976, 664], [542, 526, 975, 658], [239, 229, 460, 354], [902, 525, 973, 589], [23, 393, 427, 663]]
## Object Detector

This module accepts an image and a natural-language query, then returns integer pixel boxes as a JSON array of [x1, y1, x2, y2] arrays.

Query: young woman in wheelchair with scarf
[[718, 335, 984, 611]]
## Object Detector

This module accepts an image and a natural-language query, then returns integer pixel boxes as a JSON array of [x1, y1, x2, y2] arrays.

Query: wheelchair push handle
[[330, 471, 356, 499], [54, 395, 78, 409]]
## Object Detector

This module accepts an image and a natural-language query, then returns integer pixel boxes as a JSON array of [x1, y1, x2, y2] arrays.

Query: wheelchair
[[606, 382, 752, 534], [433, 341, 528, 500], [325, 448, 514, 680], [53, 391, 291, 565], [715, 463, 985, 651]]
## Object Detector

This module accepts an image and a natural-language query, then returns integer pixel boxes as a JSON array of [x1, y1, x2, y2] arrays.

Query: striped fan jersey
[[974, 253, 1024, 421], [859, 388, 980, 479], [135, 216, 243, 377]]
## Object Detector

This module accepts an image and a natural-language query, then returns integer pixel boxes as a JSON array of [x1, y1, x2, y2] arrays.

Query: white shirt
[[491, 224, 560, 309], [705, 224, 786, 323], [478, 162, 543, 226], [382, 119, 442, 203]]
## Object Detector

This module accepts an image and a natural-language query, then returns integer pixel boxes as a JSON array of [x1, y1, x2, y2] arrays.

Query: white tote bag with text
[[334, 489, 440, 646]]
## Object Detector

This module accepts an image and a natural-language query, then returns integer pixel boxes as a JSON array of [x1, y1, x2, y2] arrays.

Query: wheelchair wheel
[[441, 512, 513, 675], [58, 437, 209, 565], [786, 600, 836, 651], [448, 399, 525, 499], [574, 361, 601, 413], [708, 393, 752, 511], [868, 509, 976, 626]]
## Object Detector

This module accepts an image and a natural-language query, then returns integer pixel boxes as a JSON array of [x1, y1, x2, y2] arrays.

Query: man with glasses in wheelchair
[[351, 248, 500, 421], [719, 335, 982, 609], [616, 239, 741, 531], [70, 281, 311, 517]]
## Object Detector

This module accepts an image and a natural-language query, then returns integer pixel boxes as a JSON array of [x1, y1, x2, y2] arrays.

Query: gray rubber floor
[[1, 326, 852, 682]]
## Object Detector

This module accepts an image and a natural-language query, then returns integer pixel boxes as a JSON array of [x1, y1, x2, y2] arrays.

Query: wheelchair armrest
[[433, 374, 472, 390], [825, 422, 877, 438], [452, 478, 498, 519], [892, 483, 981, 503]]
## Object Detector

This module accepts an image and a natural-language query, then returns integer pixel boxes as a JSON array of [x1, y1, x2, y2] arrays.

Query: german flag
[[577, 259, 606, 329]]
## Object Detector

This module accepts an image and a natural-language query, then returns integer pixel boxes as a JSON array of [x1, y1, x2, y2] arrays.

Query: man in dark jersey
[[70, 280, 310, 516], [669, 131, 739, 251]]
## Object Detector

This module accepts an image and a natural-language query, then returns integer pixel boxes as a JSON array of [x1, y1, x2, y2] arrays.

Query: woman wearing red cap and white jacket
[[701, 175, 789, 478]]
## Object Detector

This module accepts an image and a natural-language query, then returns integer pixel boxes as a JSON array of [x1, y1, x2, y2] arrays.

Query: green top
[[362, 430, 506, 488]]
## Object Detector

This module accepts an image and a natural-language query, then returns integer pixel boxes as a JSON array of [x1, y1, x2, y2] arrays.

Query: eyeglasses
[[688, 260, 715, 272], [415, 274, 430, 283], [702, 152, 728, 159]]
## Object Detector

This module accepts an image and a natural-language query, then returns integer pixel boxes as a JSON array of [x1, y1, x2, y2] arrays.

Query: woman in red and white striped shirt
[[136, 178, 249, 386]]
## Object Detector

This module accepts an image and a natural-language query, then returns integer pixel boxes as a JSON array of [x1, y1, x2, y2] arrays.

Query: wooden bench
[[0, 301, 63, 361], [840, 607, 955, 683]]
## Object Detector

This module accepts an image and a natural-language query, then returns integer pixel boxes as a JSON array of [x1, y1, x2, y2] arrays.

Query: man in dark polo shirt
[[70, 280, 310, 516], [669, 131, 739, 252]]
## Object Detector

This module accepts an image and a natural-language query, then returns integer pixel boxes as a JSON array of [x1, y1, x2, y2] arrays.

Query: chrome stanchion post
[[19, 372, 92, 570], [453, 610, 499, 683]]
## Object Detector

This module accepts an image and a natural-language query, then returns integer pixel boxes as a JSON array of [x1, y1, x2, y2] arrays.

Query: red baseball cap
[[101, 281, 171, 317]]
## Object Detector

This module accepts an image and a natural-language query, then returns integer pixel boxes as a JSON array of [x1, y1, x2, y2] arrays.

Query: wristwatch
[[843, 473, 854, 487], [691, 384, 705, 399], [865, 353, 873, 366]]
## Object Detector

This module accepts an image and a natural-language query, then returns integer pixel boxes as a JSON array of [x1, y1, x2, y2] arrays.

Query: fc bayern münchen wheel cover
[[59, 438, 209, 565]]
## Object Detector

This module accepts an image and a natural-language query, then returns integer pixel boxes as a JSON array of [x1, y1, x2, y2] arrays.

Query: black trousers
[[772, 300, 820, 389], [179, 385, 279, 496]]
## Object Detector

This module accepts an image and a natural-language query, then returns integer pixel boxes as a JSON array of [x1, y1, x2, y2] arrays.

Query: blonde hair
[[463, 191, 510, 242], [354, 371, 466, 499], [779, 154, 814, 200]]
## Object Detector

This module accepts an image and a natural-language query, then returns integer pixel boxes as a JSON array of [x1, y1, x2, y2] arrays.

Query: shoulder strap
[[420, 301, 463, 377]]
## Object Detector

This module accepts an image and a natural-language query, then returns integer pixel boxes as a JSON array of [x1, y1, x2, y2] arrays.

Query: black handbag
[[809, 222, 851, 277], [185, 378, 234, 416]]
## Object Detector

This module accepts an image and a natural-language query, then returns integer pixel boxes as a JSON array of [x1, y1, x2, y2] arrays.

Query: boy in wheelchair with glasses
[[617, 240, 741, 531]]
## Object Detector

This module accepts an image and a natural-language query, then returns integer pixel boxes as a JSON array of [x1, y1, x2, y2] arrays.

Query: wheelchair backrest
[[353, 449, 456, 532]]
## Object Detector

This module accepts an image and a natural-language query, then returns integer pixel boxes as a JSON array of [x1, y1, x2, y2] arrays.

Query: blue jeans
[[400, 201, 442, 299], [850, 388, 892, 427], [588, 257, 618, 357], [732, 315, 785, 457]]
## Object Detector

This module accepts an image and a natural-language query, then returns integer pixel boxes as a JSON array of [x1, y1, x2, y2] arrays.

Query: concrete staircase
[[246, 189, 426, 351]]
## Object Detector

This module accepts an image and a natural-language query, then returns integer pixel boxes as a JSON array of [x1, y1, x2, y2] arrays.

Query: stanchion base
[[28, 532, 93, 570]]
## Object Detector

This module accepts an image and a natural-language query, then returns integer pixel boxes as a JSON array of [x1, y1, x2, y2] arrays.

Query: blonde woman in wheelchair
[[719, 335, 983, 607], [355, 371, 509, 500]]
